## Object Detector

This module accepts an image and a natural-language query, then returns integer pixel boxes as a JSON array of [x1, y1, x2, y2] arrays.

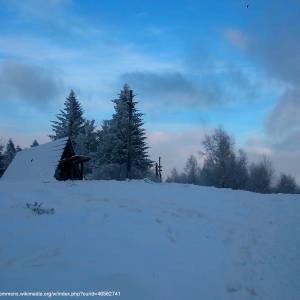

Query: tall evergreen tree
[[94, 85, 152, 179], [4, 139, 16, 168], [49, 90, 85, 146]]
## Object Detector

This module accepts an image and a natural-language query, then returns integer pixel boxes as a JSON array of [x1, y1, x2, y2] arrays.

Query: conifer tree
[[4, 139, 16, 167], [49, 90, 85, 146], [30, 140, 39, 147], [94, 85, 152, 179]]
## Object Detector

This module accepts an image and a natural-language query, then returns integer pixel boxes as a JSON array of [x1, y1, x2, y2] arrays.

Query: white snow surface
[[2, 138, 68, 182], [0, 180, 300, 299]]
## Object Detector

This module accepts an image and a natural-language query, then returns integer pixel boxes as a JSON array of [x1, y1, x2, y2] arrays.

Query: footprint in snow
[[246, 287, 257, 296], [226, 282, 242, 293], [155, 217, 162, 224]]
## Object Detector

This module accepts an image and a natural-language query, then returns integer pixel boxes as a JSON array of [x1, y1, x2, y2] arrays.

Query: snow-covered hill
[[0, 180, 299, 299]]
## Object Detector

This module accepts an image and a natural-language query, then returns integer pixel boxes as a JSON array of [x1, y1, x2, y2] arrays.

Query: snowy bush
[[26, 202, 55, 215]]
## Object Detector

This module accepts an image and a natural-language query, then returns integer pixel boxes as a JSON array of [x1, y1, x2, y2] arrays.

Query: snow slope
[[0, 180, 299, 299]]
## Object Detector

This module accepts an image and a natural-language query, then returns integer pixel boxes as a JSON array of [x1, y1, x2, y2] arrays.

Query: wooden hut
[[2, 137, 90, 181]]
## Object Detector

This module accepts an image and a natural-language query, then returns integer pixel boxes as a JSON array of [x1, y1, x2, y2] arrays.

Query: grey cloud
[[0, 61, 63, 106], [121, 71, 222, 108], [121, 66, 257, 110], [265, 89, 300, 137], [240, 2, 300, 180], [247, 2, 300, 86]]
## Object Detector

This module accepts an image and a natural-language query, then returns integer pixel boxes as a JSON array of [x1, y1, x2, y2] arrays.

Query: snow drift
[[0, 180, 299, 299]]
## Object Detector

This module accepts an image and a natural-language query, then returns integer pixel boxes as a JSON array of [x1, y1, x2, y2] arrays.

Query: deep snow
[[0, 180, 299, 299]]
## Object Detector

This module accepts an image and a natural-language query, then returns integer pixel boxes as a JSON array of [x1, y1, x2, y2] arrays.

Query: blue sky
[[0, 0, 299, 179]]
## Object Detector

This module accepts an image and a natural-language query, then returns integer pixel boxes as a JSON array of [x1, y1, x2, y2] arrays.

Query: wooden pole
[[158, 157, 162, 182], [71, 163, 74, 180], [80, 162, 83, 180]]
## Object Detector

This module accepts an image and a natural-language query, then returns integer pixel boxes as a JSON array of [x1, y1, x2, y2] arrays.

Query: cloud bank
[[0, 61, 63, 106]]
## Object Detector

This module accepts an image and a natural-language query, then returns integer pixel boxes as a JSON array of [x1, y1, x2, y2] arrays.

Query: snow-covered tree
[[232, 149, 249, 190], [201, 128, 237, 188], [275, 173, 297, 194], [166, 168, 180, 183], [75, 119, 98, 176], [76, 120, 97, 155], [184, 155, 200, 184], [166, 168, 187, 183], [94, 85, 152, 179], [30, 140, 39, 147], [16, 145, 22, 152], [49, 90, 85, 147]]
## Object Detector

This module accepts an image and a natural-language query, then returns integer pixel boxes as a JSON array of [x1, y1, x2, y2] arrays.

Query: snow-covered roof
[[2, 137, 69, 181]]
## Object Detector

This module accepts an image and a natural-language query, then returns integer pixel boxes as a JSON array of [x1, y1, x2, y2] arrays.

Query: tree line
[[0, 85, 299, 194], [166, 128, 299, 194], [0, 85, 154, 180]]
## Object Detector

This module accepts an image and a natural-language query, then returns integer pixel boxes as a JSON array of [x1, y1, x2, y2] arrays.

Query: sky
[[0, 0, 299, 180]]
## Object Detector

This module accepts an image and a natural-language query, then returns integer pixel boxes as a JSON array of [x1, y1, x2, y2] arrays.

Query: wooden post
[[80, 162, 83, 180], [158, 157, 162, 182], [71, 163, 74, 180]]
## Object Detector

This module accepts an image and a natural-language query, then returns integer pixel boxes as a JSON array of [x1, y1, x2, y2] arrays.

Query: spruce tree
[[49, 90, 85, 146], [4, 139, 16, 168], [31, 140, 39, 147], [95, 84, 152, 179]]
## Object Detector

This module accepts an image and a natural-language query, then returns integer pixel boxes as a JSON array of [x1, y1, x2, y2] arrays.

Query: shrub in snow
[[275, 173, 298, 194], [26, 202, 55, 215]]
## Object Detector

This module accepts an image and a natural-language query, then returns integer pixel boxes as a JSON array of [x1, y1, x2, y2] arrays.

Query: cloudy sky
[[0, 0, 299, 179]]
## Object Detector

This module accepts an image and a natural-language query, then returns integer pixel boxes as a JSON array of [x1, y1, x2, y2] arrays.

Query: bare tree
[[201, 128, 236, 188], [184, 155, 200, 184], [248, 157, 274, 193]]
